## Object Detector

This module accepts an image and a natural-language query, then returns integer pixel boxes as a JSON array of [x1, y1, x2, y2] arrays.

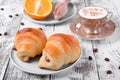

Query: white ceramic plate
[[24, 3, 77, 25], [10, 49, 81, 75]]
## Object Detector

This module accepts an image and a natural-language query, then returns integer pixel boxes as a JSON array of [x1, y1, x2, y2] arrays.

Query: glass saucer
[[70, 18, 116, 40]]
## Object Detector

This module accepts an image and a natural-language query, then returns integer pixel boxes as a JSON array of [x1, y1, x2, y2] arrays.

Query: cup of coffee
[[78, 6, 112, 35]]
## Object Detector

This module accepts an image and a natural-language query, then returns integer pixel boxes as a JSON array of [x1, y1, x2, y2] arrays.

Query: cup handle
[[106, 9, 113, 21]]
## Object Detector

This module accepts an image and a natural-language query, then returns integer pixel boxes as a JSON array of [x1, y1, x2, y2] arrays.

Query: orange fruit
[[49, 0, 53, 3], [24, 0, 52, 20]]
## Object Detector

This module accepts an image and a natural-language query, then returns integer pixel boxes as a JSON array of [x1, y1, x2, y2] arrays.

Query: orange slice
[[49, 0, 53, 3], [24, 0, 52, 20]]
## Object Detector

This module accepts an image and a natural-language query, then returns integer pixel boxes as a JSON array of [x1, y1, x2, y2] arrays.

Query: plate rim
[[9, 47, 81, 75], [23, 3, 77, 25]]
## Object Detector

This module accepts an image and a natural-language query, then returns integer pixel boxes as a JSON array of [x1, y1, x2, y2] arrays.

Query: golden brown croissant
[[38, 33, 80, 70], [14, 28, 47, 61]]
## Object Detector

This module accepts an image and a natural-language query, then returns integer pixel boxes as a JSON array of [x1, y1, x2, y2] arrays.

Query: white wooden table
[[0, 0, 120, 80]]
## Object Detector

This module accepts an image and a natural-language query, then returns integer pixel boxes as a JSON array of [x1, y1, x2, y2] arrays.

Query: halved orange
[[49, 0, 53, 3], [24, 0, 52, 20]]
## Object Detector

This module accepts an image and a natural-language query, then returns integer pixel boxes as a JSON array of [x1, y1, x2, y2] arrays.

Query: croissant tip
[[22, 56, 30, 62], [12, 45, 17, 51]]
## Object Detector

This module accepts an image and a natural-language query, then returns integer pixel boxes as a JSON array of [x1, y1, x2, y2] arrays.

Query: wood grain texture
[[0, 0, 23, 5], [0, 45, 11, 80], [91, 0, 120, 80], [3, 61, 49, 80], [0, 4, 22, 80], [0, 0, 120, 80]]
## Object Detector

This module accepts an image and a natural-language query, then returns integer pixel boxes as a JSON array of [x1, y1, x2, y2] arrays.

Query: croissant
[[38, 33, 80, 70], [14, 28, 47, 61]]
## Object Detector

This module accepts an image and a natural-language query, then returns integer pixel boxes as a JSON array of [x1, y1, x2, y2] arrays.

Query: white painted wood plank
[[111, 0, 120, 17], [0, 0, 23, 5], [4, 61, 49, 80], [0, 46, 11, 80], [0, 4, 23, 80], [91, 0, 120, 80], [2, 0, 120, 80]]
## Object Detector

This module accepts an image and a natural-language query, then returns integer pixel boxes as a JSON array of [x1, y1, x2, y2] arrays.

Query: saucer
[[70, 18, 116, 40], [23, 3, 77, 25]]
